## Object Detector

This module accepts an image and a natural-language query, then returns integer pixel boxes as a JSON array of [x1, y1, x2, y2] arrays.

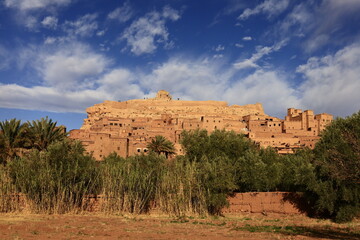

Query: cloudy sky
[[1, 0, 360, 130]]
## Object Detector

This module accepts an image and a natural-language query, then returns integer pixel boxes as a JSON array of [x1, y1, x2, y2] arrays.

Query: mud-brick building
[[69, 90, 332, 160]]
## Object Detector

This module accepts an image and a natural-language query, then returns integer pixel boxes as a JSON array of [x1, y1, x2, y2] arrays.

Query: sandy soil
[[0, 213, 359, 240]]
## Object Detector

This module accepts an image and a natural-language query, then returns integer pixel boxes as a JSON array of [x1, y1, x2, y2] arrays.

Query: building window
[[143, 148, 148, 153], [137, 148, 141, 153]]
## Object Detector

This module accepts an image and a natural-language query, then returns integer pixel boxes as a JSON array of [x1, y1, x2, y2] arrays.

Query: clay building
[[69, 90, 333, 160]]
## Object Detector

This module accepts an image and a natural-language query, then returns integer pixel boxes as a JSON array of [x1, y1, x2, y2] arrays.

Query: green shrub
[[306, 111, 360, 222]]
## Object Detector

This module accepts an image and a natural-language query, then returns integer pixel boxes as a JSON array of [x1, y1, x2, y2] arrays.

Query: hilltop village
[[69, 90, 333, 160]]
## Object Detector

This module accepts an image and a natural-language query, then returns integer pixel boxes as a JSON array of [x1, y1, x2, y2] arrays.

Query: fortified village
[[69, 90, 333, 160]]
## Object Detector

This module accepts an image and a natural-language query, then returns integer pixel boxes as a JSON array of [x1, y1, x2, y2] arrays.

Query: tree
[[180, 129, 256, 162], [26, 117, 67, 151], [307, 111, 360, 222], [0, 119, 26, 163], [147, 135, 176, 158]]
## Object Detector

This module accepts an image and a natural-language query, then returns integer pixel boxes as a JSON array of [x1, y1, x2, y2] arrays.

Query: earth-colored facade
[[69, 90, 333, 160]]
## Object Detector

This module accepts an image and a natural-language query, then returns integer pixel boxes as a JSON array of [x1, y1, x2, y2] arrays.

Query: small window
[[137, 148, 141, 153], [143, 148, 148, 153]]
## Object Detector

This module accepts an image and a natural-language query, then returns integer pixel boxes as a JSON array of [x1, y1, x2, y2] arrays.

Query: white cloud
[[96, 30, 106, 37], [142, 59, 229, 101], [234, 40, 287, 70], [39, 43, 109, 90], [4, 0, 71, 11], [238, 0, 289, 20], [44, 37, 56, 44], [213, 54, 224, 59], [97, 69, 143, 100], [0, 84, 107, 113], [62, 13, 98, 37], [0, 45, 11, 70], [24, 15, 38, 30], [162, 5, 181, 21], [298, 43, 360, 116], [1, 42, 359, 119], [235, 43, 244, 48], [3, 0, 71, 31], [242, 36, 252, 41], [224, 70, 301, 116], [108, 1, 133, 23], [215, 45, 225, 52], [41, 16, 58, 29], [276, 0, 360, 53], [121, 6, 181, 55]]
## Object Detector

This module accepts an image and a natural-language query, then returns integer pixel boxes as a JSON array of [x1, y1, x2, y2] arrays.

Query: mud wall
[[224, 192, 303, 214]]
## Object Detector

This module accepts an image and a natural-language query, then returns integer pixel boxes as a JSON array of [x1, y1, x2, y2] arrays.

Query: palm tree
[[147, 135, 176, 158], [27, 117, 67, 151], [0, 119, 27, 163]]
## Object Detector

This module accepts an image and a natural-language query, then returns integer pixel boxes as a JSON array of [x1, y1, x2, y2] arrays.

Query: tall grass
[[8, 140, 102, 214], [0, 164, 22, 212], [155, 156, 207, 216], [101, 153, 163, 214], [0, 140, 235, 216]]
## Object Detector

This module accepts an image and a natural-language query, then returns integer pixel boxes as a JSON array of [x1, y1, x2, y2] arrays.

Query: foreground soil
[[0, 213, 359, 240]]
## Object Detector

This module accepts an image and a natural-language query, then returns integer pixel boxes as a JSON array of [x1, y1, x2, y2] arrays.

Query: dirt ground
[[0, 213, 359, 240]]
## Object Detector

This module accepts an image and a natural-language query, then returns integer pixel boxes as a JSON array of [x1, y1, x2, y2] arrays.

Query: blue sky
[[1, 0, 360, 130]]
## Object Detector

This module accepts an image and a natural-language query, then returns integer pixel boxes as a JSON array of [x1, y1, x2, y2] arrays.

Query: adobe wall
[[223, 192, 304, 215]]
